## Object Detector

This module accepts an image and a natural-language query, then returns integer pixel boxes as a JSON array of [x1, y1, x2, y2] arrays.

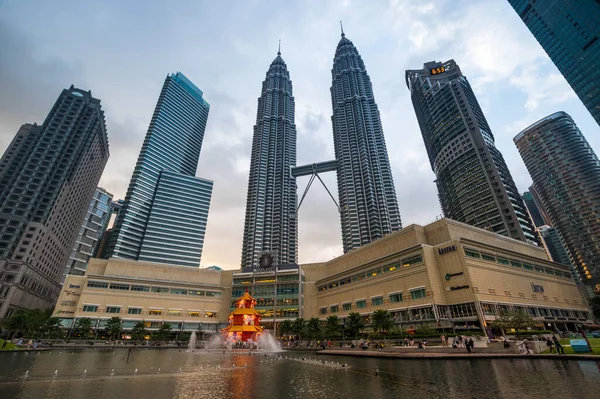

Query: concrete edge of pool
[[317, 349, 600, 361]]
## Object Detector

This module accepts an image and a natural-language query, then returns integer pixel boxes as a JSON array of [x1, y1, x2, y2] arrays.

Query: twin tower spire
[[241, 26, 401, 269]]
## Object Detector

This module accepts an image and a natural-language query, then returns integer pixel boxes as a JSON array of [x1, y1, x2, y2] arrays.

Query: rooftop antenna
[[340, 21, 345, 37], [278, 39, 281, 56]]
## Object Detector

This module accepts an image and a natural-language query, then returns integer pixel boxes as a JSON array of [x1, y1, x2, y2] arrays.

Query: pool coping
[[317, 349, 600, 360]]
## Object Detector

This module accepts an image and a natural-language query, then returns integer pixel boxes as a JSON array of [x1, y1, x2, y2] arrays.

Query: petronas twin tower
[[241, 29, 401, 269]]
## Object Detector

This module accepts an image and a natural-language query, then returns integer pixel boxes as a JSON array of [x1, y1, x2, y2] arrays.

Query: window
[[189, 289, 205, 296], [352, 274, 365, 282], [83, 305, 98, 312], [482, 254, 495, 262], [382, 264, 397, 273], [330, 305, 339, 313], [510, 260, 522, 268], [128, 308, 142, 315], [170, 288, 187, 295], [390, 293, 403, 303], [496, 258, 509, 265], [403, 255, 423, 267], [343, 303, 352, 311], [371, 297, 383, 306], [205, 311, 217, 318], [61, 300, 76, 306], [366, 269, 379, 278], [188, 311, 201, 317], [87, 281, 108, 289], [523, 263, 534, 271], [465, 249, 480, 258], [318, 286, 327, 292], [151, 286, 169, 294], [168, 310, 182, 316], [149, 309, 162, 316], [410, 288, 426, 300], [131, 285, 150, 292], [320, 307, 327, 315], [205, 291, 222, 297], [106, 306, 121, 314], [109, 283, 130, 291], [356, 300, 366, 309]]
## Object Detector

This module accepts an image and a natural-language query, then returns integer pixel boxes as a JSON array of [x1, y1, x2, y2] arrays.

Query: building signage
[[450, 285, 470, 291], [64, 290, 80, 296], [253, 252, 279, 273], [531, 282, 544, 293], [438, 245, 457, 255], [430, 66, 446, 75], [445, 272, 464, 281]]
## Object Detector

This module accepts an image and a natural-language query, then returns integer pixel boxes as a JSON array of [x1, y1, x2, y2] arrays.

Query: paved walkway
[[317, 349, 600, 360]]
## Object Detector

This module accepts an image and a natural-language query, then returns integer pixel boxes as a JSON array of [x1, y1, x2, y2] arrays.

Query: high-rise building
[[331, 30, 402, 253], [95, 199, 123, 260], [406, 60, 537, 244], [106, 73, 213, 267], [508, 0, 600, 126], [521, 190, 547, 228], [538, 226, 574, 268], [0, 87, 109, 317], [241, 48, 297, 268], [514, 111, 600, 287], [62, 187, 113, 280]]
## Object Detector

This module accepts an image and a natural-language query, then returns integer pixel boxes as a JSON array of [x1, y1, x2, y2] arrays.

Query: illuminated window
[[382, 264, 397, 273], [149, 309, 162, 316], [189, 290, 205, 296], [168, 310, 182, 316], [205, 311, 217, 318], [188, 311, 201, 317]]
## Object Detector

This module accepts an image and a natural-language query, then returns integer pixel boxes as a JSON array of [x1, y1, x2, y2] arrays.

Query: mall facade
[[53, 219, 594, 335]]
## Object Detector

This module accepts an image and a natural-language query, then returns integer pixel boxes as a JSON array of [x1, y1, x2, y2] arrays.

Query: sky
[[1, 0, 599, 270]]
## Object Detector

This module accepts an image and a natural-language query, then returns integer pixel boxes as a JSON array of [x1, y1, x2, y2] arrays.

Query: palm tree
[[132, 321, 147, 343], [325, 316, 341, 339], [75, 318, 93, 339], [157, 323, 172, 342], [371, 309, 394, 343], [292, 318, 306, 341], [307, 318, 322, 340], [346, 312, 365, 343], [42, 317, 62, 338], [105, 317, 123, 341], [279, 319, 293, 338]]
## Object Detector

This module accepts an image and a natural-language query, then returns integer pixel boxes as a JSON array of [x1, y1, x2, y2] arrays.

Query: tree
[[590, 293, 600, 321], [105, 317, 123, 341], [292, 318, 306, 341], [325, 316, 341, 339], [157, 323, 172, 341], [42, 317, 63, 338], [75, 318, 93, 339], [307, 318, 322, 340], [132, 321, 147, 342], [371, 310, 394, 343], [346, 312, 365, 342], [3, 309, 29, 338], [279, 319, 293, 338], [491, 310, 535, 339]]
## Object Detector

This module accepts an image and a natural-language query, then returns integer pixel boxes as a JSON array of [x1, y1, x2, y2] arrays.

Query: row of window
[[464, 249, 572, 279], [81, 305, 218, 318], [319, 288, 427, 315], [317, 255, 424, 292], [86, 280, 222, 297]]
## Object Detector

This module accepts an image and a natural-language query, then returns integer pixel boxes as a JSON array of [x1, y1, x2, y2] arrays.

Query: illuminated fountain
[[221, 291, 280, 351]]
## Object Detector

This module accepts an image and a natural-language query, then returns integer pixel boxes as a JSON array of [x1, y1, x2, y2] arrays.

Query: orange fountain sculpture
[[221, 290, 264, 343]]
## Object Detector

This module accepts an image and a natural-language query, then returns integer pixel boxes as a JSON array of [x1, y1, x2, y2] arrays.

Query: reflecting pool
[[0, 349, 598, 398]]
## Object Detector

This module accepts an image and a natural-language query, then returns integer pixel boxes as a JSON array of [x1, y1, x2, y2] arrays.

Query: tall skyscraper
[[514, 111, 600, 287], [241, 48, 297, 268], [62, 187, 113, 281], [406, 60, 537, 244], [0, 87, 109, 317], [331, 29, 402, 253], [508, 0, 600, 126], [106, 73, 213, 267]]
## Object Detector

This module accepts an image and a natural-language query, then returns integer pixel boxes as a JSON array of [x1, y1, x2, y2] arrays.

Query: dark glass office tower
[[107, 73, 213, 267], [406, 60, 537, 244], [508, 0, 600, 126], [514, 111, 600, 286], [521, 190, 546, 228], [241, 49, 297, 268], [0, 87, 109, 317], [331, 31, 402, 253]]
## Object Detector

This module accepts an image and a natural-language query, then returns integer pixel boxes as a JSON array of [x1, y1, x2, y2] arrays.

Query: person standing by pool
[[552, 335, 565, 355]]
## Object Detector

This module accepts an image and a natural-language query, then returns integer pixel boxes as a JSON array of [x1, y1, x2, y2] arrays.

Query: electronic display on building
[[430, 66, 446, 75]]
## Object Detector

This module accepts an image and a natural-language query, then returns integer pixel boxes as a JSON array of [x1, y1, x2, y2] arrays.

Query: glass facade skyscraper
[[63, 187, 113, 280], [0, 87, 109, 317], [241, 49, 297, 269], [406, 60, 538, 244], [514, 111, 600, 287], [107, 73, 213, 267], [508, 0, 600, 126], [331, 31, 402, 253]]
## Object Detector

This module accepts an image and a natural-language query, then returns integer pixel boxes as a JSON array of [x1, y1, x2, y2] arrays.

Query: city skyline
[[1, 0, 600, 269]]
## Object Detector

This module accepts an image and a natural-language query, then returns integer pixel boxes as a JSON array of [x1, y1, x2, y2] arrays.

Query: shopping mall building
[[53, 219, 594, 335]]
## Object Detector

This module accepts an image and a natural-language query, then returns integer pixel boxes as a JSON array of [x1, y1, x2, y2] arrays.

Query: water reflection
[[0, 349, 598, 399]]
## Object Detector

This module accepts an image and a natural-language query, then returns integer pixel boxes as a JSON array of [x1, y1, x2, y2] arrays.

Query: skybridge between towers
[[291, 160, 340, 213]]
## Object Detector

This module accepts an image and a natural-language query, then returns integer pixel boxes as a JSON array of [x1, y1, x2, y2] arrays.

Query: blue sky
[[1, 0, 599, 269]]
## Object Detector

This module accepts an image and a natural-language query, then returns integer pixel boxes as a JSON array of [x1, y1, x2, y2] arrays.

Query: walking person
[[546, 338, 556, 354], [553, 335, 565, 355], [468, 338, 475, 353]]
